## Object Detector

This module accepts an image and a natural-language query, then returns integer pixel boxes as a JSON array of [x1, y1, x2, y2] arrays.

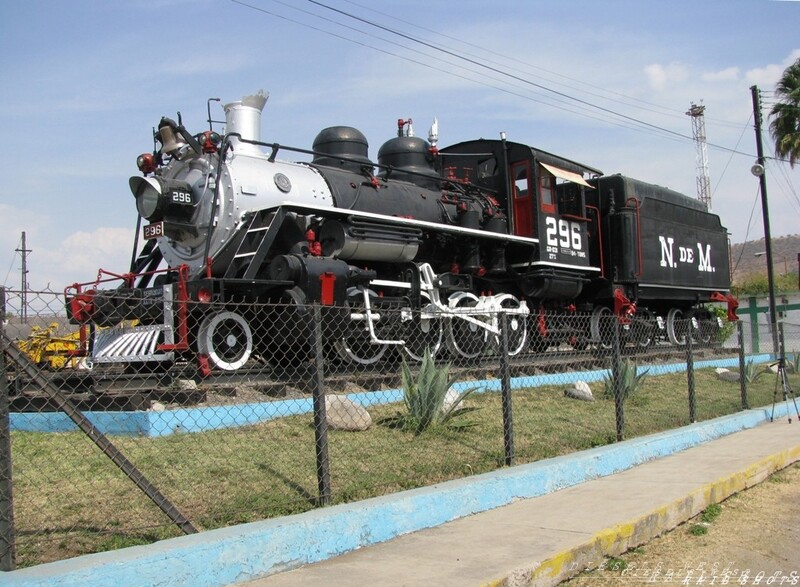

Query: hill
[[730, 233, 800, 286]]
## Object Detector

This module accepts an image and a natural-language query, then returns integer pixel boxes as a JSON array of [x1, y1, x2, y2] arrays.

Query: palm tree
[[769, 57, 800, 168]]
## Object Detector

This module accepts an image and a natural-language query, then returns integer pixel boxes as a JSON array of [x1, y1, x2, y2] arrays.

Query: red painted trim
[[710, 291, 739, 321], [614, 288, 636, 324], [511, 161, 534, 237], [320, 272, 336, 306]]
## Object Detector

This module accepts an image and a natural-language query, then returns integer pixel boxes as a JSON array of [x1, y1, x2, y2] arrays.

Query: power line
[[230, 0, 760, 160], [233, 0, 700, 142], [305, 0, 756, 158], [338, 0, 748, 130], [230, 0, 674, 134]]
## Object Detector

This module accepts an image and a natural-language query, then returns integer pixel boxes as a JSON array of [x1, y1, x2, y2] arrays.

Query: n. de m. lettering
[[658, 236, 715, 272]]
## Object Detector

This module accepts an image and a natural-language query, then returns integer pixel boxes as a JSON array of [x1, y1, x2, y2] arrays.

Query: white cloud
[[1, 223, 134, 293], [702, 67, 740, 82], [643, 62, 690, 91], [42, 228, 135, 287], [745, 49, 800, 86]]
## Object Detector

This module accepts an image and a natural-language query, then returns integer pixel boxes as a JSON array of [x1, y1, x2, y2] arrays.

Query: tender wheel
[[590, 306, 614, 349], [689, 310, 718, 346], [401, 293, 444, 362], [666, 307, 687, 346], [494, 295, 527, 356], [335, 287, 389, 366], [446, 292, 487, 359], [197, 311, 253, 371], [628, 309, 656, 348]]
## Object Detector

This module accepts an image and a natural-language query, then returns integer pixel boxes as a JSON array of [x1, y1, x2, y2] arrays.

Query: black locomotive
[[65, 91, 734, 373]]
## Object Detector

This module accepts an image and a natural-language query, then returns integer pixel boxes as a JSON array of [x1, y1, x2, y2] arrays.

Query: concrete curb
[[3, 402, 797, 587], [486, 444, 800, 587]]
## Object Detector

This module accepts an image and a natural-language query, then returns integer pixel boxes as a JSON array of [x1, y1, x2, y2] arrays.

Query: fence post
[[499, 312, 514, 466], [611, 315, 625, 441], [737, 321, 749, 410], [310, 303, 331, 505], [686, 321, 696, 423], [0, 287, 16, 570]]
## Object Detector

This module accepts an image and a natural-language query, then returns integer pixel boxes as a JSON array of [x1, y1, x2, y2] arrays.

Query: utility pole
[[749, 85, 780, 356], [14, 232, 31, 324], [686, 102, 712, 210]]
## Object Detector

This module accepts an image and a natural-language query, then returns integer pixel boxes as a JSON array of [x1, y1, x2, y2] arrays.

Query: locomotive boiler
[[65, 90, 734, 373]]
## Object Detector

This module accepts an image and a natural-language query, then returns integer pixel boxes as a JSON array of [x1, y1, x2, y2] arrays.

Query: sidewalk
[[243, 419, 800, 587]]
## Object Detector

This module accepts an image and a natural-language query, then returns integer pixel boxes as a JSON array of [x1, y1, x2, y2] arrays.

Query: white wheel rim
[[666, 308, 686, 346], [446, 292, 486, 359], [197, 311, 253, 371], [403, 296, 444, 362], [336, 288, 388, 365]]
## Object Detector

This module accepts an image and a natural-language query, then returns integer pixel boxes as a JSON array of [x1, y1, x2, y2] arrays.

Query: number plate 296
[[143, 222, 164, 239]]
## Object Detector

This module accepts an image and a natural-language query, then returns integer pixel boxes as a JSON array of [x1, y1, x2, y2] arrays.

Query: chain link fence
[[1, 286, 798, 569]]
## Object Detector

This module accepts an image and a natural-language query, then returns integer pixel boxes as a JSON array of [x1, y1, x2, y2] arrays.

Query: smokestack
[[224, 90, 269, 152]]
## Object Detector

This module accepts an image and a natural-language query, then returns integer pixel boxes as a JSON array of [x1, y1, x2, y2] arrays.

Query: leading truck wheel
[[197, 311, 253, 371]]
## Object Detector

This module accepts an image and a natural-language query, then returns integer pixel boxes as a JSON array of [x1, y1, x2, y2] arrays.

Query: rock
[[442, 387, 462, 413], [564, 380, 594, 401], [717, 371, 740, 382], [715, 367, 730, 375], [150, 401, 166, 412], [176, 379, 198, 390], [325, 395, 372, 431], [342, 381, 366, 394]]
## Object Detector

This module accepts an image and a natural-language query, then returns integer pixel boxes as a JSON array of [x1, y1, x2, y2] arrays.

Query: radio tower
[[686, 102, 712, 210]]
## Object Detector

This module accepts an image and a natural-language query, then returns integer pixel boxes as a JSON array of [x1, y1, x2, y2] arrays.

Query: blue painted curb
[[2, 400, 794, 587], [9, 354, 771, 437]]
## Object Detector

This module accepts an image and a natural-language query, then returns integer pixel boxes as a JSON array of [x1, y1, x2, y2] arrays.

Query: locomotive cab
[[440, 139, 602, 300]]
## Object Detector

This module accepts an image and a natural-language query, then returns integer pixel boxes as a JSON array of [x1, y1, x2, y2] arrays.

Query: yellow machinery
[[16, 323, 83, 370]]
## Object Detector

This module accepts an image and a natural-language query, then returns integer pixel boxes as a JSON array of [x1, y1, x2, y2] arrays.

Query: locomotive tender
[[66, 90, 734, 373]]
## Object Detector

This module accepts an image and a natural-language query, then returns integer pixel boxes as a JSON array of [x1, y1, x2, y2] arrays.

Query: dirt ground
[[565, 463, 800, 585]]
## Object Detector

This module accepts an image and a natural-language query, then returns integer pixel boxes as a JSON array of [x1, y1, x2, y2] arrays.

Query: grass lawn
[[9, 365, 797, 567]]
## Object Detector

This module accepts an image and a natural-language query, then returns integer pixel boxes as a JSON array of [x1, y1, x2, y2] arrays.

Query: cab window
[[539, 166, 556, 214]]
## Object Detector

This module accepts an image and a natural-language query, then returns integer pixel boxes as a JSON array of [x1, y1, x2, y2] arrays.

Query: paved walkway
[[243, 421, 800, 587]]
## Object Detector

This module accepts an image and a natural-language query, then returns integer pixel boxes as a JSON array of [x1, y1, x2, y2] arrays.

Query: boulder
[[149, 401, 166, 412], [717, 370, 740, 383], [325, 395, 372, 431], [442, 387, 462, 413], [564, 380, 594, 402]]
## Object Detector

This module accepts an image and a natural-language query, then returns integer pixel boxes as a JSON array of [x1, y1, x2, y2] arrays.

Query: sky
[[1, 0, 799, 296]]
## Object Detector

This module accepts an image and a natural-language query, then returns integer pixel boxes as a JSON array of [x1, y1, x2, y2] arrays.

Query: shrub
[[785, 351, 799, 374], [743, 359, 767, 383], [603, 359, 649, 402], [380, 349, 480, 434]]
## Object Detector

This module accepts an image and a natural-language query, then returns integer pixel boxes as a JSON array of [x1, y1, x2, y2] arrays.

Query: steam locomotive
[[66, 91, 735, 373]]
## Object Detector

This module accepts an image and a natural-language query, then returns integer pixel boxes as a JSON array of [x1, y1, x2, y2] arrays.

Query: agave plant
[[382, 349, 480, 434], [785, 351, 800, 374], [742, 359, 767, 383], [603, 359, 649, 402]]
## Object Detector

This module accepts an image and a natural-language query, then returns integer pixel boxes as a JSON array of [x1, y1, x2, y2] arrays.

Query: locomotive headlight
[[130, 176, 164, 220], [129, 176, 194, 221]]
